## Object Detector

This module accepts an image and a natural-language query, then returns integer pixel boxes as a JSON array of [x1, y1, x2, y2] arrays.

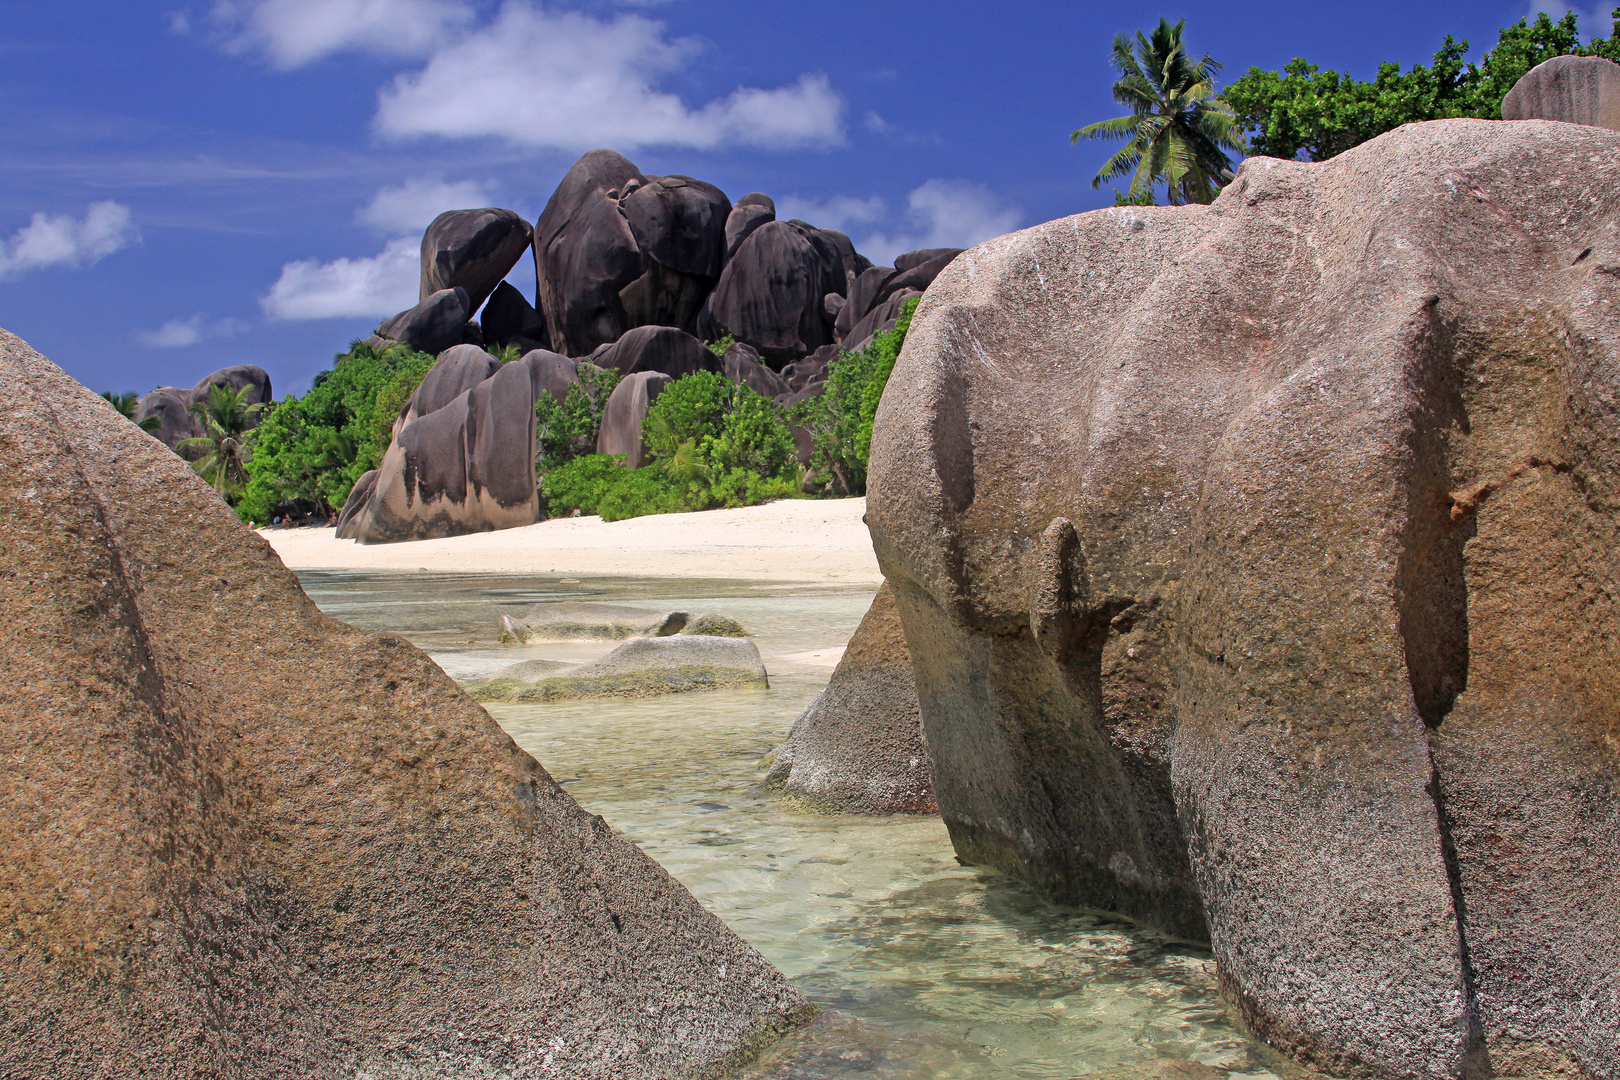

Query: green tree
[[534, 364, 623, 470], [1072, 17, 1244, 205], [1225, 11, 1620, 162], [101, 391, 161, 432], [177, 383, 265, 497]]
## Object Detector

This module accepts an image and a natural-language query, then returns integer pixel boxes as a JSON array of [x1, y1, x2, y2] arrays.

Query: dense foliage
[[237, 342, 435, 524], [540, 371, 798, 522], [1073, 17, 1243, 205], [1226, 12, 1620, 162], [796, 297, 918, 496], [534, 364, 622, 468], [179, 383, 265, 497]]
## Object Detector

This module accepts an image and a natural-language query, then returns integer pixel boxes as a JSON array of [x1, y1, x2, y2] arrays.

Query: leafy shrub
[[237, 341, 434, 523], [535, 364, 622, 469], [796, 296, 919, 495], [641, 371, 734, 463]]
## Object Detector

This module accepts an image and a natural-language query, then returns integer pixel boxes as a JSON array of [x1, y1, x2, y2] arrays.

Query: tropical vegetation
[[101, 390, 161, 432], [1073, 17, 1244, 205], [177, 383, 265, 498]]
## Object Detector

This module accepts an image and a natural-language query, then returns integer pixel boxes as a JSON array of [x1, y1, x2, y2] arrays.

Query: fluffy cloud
[[374, 4, 844, 151], [776, 194, 885, 233], [0, 201, 139, 281], [134, 314, 247, 348], [358, 177, 494, 234], [852, 181, 1022, 266], [208, 0, 475, 68], [261, 236, 419, 320]]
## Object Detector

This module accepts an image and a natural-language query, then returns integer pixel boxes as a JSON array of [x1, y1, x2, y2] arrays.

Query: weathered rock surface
[[134, 364, 273, 450], [421, 207, 533, 312], [370, 286, 471, 356], [1503, 54, 1620, 131], [592, 324, 721, 379], [0, 328, 809, 1077], [502, 602, 687, 641], [766, 582, 933, 815], [704, 220, 846, 361], [469, 635, 768, 701], [344, 350, 550, 543], [596, 370, 672, 469], [723, 341, 791, 398], [725, 193, 776, 258], [867, 119, 1620, 1080], [480, 279, 550, 351]]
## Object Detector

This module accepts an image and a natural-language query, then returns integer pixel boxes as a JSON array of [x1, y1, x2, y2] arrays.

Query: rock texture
[[1503, 54, 1620, 131], [866, 119, 1620, 1080], [0, 328, 809, 1078], [469, 635, 768, 702], [342, 349, 551, 543], [134, 364, 273, 450], [369, 286, 471, 357], [592, 324, 721, 379], [597, 370, 672, 469], [421, 207, 533, 312], [481, 279, 551, 352], [765, 582, 934, 815], [703, 220, 846, 361]]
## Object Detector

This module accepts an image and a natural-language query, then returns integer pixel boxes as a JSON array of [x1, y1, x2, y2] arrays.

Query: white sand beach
[[262, 496, 882, 584]]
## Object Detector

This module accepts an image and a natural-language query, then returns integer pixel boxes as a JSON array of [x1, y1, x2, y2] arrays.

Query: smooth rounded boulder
[[592, 324, 720, 379], [479, 279, 550, 351], [0, 328, 810, 1077], [704, 220, 846, 361], [722, 341, 790, 398], [134, 364, 273, 449], [596, 370, 672, 469], [420, 207, 533, 311], [1502, 54, 1620, 130], [468, 634, 768, 702], [765, 582, 934, 815], [370, 286, 471, 357], [867, 119, 1620, 1080], [396, 342, 500, 429]]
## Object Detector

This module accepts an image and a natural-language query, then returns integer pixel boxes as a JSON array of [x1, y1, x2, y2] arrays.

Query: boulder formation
[[592, 324, 721, 380], [499, 601, 747, 643], [596, 370, 672, 470], [765, 582, 934, 815], [339, 348, 550, 543], [480, 279, 550, 352], [420, 207, 533, 312], [468, 634, 768, 702], [369, 285, 471, 356], [866, 119, 1620, 1080], [134, 364, 273, 449], [702, 220, 847, 361], [0, 328, 809, 1077], [1503, 54, 1620, 131]]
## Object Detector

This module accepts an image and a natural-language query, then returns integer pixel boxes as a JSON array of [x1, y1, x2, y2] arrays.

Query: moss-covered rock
[[469, 634, 767, 701]]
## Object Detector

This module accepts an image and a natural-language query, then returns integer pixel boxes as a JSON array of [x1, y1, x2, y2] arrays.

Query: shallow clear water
[[298, 570, 1279, 1080]]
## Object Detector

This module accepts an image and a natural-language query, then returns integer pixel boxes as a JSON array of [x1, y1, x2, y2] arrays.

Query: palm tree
[[102, 391, 162, 432], [177, 383, 264, 497], [1073, 18, 1245, 205]]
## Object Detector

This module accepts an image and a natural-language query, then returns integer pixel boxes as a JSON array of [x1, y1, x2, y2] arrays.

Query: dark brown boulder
[[533, 150, 647, 356], [334, 467, 378, 539], [133, 364, 273, 450], [370, 286, 471, 357], [596, 370, 672, 470], [0, 328, 810, 1077], [816, 228, 868, 295], [704, 220, 845, 361], [765, 582, 934, 814], [524, 349, 581, 404], [725, 193, 775, 258], [593, 325, 720, 380], [835, 264, 895, 342], [480, 280, 550, 350], [397, 343, 500, 429], [892, 246, 962, 273], [722, 341, 789, 398], [877, 249, 960, 304], [841, 288, 920, 352], [420, 207, 533, 312], [1502, 54, 1620, 130], [867, 119, 1620, 1080]]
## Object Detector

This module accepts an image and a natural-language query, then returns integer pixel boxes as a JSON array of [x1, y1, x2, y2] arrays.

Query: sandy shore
[[263, 497, 881, 584]]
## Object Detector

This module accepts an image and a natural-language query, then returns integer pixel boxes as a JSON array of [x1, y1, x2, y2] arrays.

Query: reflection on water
[[297, 571, 1277, 1080]]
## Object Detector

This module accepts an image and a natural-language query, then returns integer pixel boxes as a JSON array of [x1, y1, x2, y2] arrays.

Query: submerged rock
[[0, 328, 810, 1078], [868, 119, 1620, 1080], [765, 582, 933, 815], [469, 635, 768, 701], [499, 602, 749, 643]]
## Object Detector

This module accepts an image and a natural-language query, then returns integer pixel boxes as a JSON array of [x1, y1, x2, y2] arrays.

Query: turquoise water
[[298, 571, 1279, 1080]]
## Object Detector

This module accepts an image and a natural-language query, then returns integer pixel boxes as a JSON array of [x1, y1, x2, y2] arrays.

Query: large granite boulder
[[524, 348, 582, 404], [396, 342, 501, 429], [369, 285, 471, 356], [1503, 54, 1620, 131], [480, 279, 550, 351], [723, 341, 790, 398], [468, 634, 768, 702], [134, 364, 274, 450], [725, 192, 776, 258], [0, 328, 809, 1077], [596, 370, 672, 469], [345, 350, 551, 543], [703, 220, 846, 362], [765, 582, 934, 815], [533, 151, 730, 355], [420, 207, 533, 312], [592, 324, 721, 379], [866, 119, 1620, 1080]]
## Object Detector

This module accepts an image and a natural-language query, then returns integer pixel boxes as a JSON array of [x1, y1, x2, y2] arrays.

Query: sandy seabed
[[262, 496, 882, 584]]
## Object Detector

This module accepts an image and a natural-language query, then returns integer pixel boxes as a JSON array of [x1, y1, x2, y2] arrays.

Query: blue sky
[[0, 0, 1592, 398]]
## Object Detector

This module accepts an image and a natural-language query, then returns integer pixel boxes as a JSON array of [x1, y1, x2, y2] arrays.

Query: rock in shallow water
[[868, 119, 1620, 1080], [0, 328, 808, 1077], [469, 634, 768, 701]]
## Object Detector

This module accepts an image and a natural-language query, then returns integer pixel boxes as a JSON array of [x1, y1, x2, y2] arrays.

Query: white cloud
[[374, 4, 845, 151], [850, 180, 1023, 267], [864, 111, 891, 134], [209, 0, 475, 68], [358, 177, 494, 234], [1527, 0, 1608, 35], [261, 236, 420, 320], [0, 201, 140, 281], [135, 313, 247, 348], [776, 194, 885, 232]]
